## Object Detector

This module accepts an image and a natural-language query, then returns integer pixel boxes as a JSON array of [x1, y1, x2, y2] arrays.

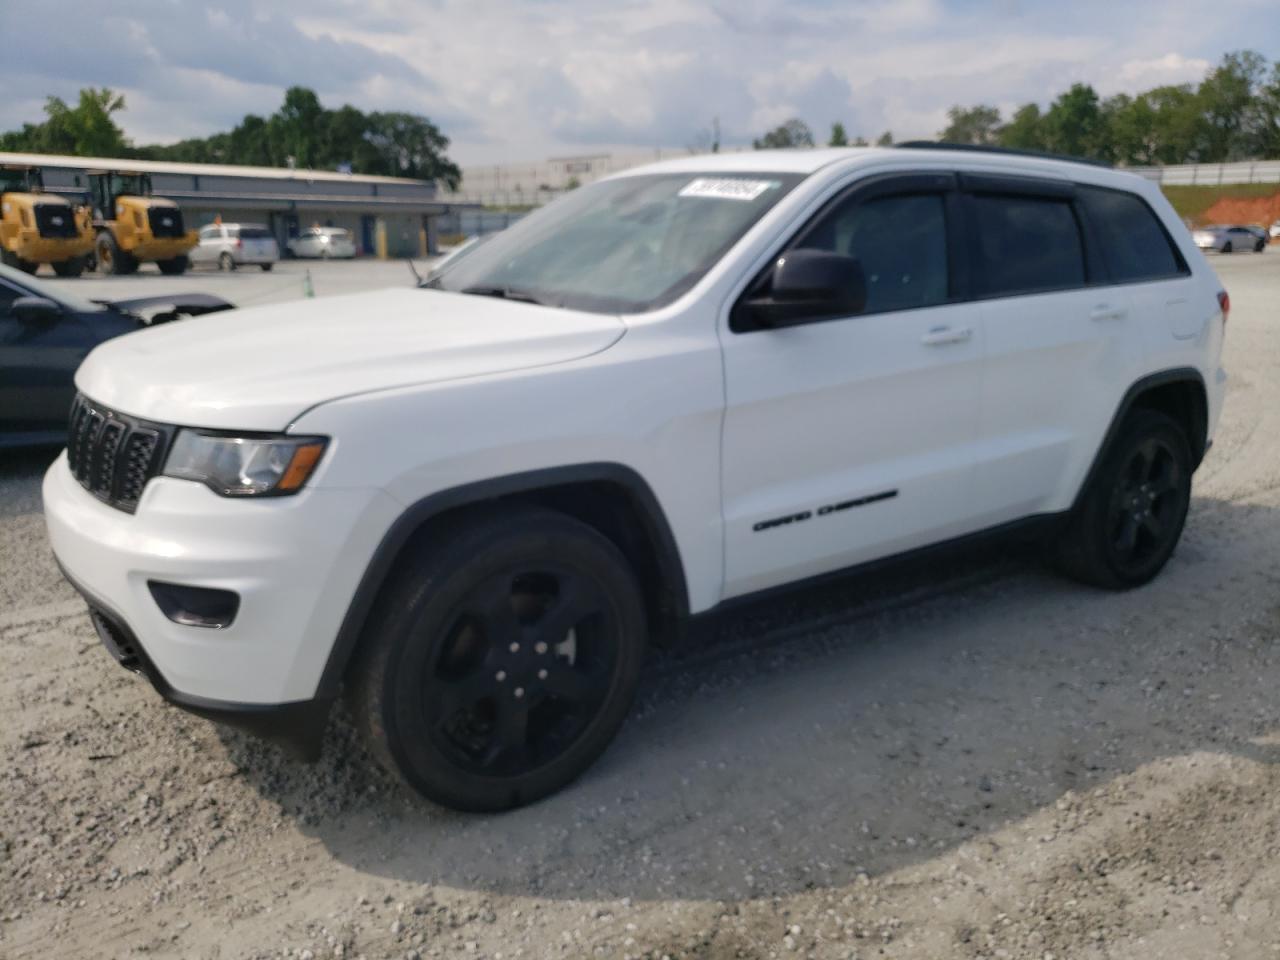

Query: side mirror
[[739, 249, 867, 329], [12, 296, 62, 325]]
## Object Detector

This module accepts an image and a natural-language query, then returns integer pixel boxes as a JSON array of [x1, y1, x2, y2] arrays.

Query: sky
[[1, 0, 1276, 169]]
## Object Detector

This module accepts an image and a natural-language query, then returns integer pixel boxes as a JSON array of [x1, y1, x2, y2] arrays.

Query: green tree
[[1198, 50, 1269, 161], [754, 118, 815, 149], [939, 105, 1001, 144], [1249, 62, 1280, 158], [1041, 83, 1105, 158], [828, 122, 848, 146], [1, 87, 130, 156], [875, 130, 894, 146], [997, 103, 1045, 151]]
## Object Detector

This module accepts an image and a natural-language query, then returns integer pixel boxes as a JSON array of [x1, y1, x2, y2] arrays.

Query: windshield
[[429, 172, 804, 314], [0, 262, 105, 313]]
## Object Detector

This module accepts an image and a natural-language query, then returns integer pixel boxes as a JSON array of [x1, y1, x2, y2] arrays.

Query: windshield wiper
[[459, 285, 546, 305]]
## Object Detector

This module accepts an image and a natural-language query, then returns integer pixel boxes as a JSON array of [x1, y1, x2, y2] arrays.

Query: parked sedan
[[1192, 224, 1266, 253], [190, 223, 280, 271], [287, 227, 357, 259], [0, 262, 233, 448]]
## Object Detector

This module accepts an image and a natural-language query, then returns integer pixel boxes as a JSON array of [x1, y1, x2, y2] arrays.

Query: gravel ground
[[2, 251, 1278, 960]]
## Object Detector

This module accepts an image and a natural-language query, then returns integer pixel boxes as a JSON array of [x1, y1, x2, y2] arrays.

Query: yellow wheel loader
[[87, 171, 196, 275], [0, 165, 96, 277]]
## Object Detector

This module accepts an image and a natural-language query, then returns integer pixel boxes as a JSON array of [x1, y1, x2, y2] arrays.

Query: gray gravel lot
[[2, 250, 1279, 959]]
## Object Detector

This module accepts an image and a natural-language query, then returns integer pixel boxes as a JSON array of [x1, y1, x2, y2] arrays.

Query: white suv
[[44, 146, 1228, 811], [190, 222, 280, 271]]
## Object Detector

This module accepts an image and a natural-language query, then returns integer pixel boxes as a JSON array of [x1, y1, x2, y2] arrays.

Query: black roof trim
[[894, 141, 1113, 170]]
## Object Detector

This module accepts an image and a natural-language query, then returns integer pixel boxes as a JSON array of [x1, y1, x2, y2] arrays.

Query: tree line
[[752, 51, 1280, 165], [0, 86, 461, 188]]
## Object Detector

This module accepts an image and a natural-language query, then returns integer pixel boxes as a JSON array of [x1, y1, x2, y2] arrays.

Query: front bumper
[[11, 230, 95, 262], [43, 453, 401, 752]]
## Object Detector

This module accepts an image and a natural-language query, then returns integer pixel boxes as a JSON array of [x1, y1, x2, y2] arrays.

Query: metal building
[[0, 151, 469, 257]]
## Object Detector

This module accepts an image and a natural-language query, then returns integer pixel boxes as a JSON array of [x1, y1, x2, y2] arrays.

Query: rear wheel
[[349, 507, 647, 811], [52, 256, 86, 278], [1256, 239, 1266, 253], [15, 257, 38, 274], [1054, 410, 1192, 589], [1222, 241, 1233, 254], [96, 232, 137, 275], [260, 263, 273, 272], [157, 255, 189, 276], [218, 252, 235, 272]]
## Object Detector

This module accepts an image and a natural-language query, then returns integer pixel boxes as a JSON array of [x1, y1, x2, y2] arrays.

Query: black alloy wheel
[[1054, 409, 1192, 589], [423, 566, 619, 778], [350, 507, 647, 811], [1104, 435, 1186, 578]]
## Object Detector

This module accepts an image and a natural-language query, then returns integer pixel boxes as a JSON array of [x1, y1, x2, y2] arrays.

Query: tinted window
[[1080, 188, 1184, 282], [797, 193, 949, 314], [198, 226, 219, 240], [239, 226, 273, 239], [974, 194, 1085, 296]]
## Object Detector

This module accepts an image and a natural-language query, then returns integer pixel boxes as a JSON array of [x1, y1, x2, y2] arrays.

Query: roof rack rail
[[894, 141, 1112, 169]]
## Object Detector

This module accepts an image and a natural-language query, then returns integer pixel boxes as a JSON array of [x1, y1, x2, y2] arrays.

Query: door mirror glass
[[12, 296, 62, 325], [742, 249, 867, 329]]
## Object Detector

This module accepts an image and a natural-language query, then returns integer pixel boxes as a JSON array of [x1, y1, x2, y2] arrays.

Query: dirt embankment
[[1202, 191, 1280, 227]]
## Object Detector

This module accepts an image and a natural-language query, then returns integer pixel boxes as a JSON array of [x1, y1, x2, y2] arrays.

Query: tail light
[[236, 238, 243, 249], [1218, 290, 1230, 325]]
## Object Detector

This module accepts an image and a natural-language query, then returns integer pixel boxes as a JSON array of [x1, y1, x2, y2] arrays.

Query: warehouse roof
[[0, 151, 432, 186]]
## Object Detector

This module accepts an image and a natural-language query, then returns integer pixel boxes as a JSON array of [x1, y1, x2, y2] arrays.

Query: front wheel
[[218, 252, 235, 272], [1054, 410, 1192, 589], [1222, 241, 1233, 254], [260, 263, 273, 272], [1256, 240, 1266, 253], [53, 256, 86, 278], [157, 255, 189, 276], [349, 507, 647, 811]]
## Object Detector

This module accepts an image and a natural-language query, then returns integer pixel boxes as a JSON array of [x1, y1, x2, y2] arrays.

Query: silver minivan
[[191, 223, 280, 271]]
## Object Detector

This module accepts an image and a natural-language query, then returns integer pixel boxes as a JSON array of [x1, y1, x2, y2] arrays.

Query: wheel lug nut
[[514, 687, 525, 699], [495, 670, 506, 682], [537, 669, 548, 680], [535, 641, 548, 655], [509, 642, 520, 653]]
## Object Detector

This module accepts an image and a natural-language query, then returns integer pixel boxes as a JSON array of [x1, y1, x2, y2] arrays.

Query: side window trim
[[730, 170, 963, 333]]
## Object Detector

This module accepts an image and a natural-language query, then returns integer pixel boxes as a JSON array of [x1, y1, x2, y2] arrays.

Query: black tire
[[15, 257, 38, 274], [0, 249, 17, 269], [96, 231, 137, 275], [52, 256, 86, 278], [1054, 409, 1192, 590], [349, 507, 647, 811], [157, 255, 189, 276], [1256, 240, 1266, 253], [260, 263, 273, 272], [218, 252, 235, 272], [1222, 241, 1233, 254]]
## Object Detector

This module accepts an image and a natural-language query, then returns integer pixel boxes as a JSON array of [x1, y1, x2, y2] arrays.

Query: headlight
[[163, 431, 327, 497]]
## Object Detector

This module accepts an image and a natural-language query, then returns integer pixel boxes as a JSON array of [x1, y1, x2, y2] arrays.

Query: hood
[[76, 287, 626, 430]]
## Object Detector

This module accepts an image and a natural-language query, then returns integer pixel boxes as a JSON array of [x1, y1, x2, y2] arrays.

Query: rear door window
[[1080, 187, 1186, 283], [973, 194, 1085, 297], [239, 226, 273, 240]]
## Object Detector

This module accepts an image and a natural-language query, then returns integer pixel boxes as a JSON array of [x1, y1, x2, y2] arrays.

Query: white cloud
[[0, 0, 1269, 165]]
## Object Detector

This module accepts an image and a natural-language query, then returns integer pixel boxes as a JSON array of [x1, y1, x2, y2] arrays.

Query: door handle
[[1090, 304, 1127, 322], [920, 325, 973, 346]]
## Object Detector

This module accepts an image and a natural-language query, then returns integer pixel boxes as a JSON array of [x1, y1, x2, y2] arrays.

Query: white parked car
[[288, 227, 357, 259], [1192, 224, 1266, 253], [190, 223, 279, 271], [1270, 220, 1280, 240], [45, 146, 1227, 812]]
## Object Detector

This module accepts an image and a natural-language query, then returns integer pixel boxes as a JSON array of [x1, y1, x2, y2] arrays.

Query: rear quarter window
[[239, 227, 273, 239], [1080, 187, 1187, 283]]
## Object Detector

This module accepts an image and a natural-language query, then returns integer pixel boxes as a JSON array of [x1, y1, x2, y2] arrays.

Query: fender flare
[[314, 462, 689, 698], [1071, 366, 1209, 513]]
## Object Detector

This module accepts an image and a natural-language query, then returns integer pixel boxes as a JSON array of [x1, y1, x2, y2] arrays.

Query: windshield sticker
[[678, 178, 779, 202]]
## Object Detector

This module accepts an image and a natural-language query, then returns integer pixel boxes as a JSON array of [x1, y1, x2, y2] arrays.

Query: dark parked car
[[0, 262, 233, 448]]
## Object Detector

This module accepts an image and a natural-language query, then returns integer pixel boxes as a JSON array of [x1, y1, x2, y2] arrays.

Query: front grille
[[147, 207, 185, 238], [67, 394, 173, 513], [34, 203, 78, 239]]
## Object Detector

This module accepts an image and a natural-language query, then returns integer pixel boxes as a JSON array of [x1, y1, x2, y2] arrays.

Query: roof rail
[[894, 141, 1112, 169]]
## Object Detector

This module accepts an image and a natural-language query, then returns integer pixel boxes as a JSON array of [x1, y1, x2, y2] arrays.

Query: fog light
[[148, 581, 240, 629]]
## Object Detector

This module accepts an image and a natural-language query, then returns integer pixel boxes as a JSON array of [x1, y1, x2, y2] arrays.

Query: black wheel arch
[[1072, 367, 1209, 513], [317, 463, 690, 699]]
